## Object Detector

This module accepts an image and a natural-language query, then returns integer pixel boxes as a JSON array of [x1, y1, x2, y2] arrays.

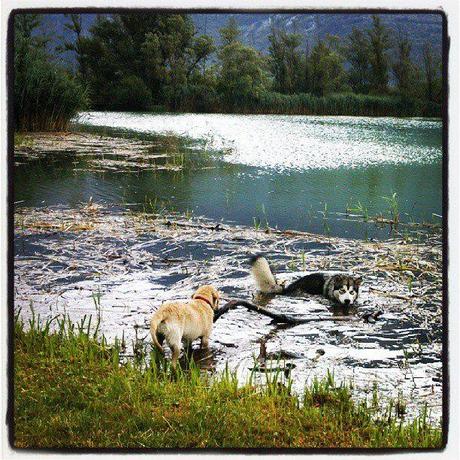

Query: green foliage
[[14, 14, 87, 131], [219, 16, 241, 46], [14, 313, 442, 448], [422, 43, 442, 106], [217, 20, 269, 110], [309, 37, 347, 96], [14, 12, 442, 118], [367, 15, 392, 94], [268, 28, 304, 94], [393, 34, 423, 101], [111, 75, 152, 111], [345, 27, 371, 94], [80, 13, 215, 111], [250, 91, 431, 117]]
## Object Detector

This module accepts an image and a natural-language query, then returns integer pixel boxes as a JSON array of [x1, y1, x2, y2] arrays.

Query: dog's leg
[[168, 331, 182, 368], [171, 344, 181, 367], [201, 335, 209, 349]]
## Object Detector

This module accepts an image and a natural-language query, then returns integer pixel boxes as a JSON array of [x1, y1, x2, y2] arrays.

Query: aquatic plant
[[382, 192, 401, 225], [14, 312, 443, 448]]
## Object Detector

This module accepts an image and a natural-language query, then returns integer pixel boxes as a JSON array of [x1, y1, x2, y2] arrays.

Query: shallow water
[[14, 207, 443, 424], [13, 113, 444, 425], [14, 112, 443, 240]]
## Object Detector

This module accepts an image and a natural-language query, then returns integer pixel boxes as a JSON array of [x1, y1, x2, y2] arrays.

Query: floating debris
[[14, 202, 443, 423]]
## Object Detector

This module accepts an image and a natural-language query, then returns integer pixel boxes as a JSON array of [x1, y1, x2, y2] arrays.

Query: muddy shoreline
[[14, 200, 443, 423], [13, 131, 443, 424]]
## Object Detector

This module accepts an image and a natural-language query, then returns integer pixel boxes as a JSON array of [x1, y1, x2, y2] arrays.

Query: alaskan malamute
[[250, 255, 362, 306]]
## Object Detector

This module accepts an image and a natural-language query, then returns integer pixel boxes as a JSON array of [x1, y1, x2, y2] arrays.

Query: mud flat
[[14, 131, 193, 172], [14, 199, 443, 424]]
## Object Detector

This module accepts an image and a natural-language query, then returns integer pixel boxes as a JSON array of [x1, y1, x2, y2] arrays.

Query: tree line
[[14, 13, 442, 131]]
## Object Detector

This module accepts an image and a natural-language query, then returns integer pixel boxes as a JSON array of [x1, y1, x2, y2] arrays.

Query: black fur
[[282, 273, 327, 295]]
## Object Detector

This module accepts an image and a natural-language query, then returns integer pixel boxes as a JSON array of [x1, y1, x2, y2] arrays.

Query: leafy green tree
[[60, 14, 87, 79], [217, 20, 268, 110], [367, 15, 391, 93], [392, 34, 421, 99], [345, 27, 371, 94], [219, 16, 240, 46], [309, 37, 346, 97], [422, 42, 442, 104], [81, 13, 214, 110], [14, 14, 86, 131], [268, 27, 303, 94]]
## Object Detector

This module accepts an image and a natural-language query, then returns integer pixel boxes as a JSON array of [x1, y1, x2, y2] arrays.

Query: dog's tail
[[150, 311, 165, 354], [250, 255, 284, 294]]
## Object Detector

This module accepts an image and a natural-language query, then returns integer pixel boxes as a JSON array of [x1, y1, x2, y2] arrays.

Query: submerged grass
[[14, 312, 442, 449]]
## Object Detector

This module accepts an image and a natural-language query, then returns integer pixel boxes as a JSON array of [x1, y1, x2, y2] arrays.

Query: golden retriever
[[150, 285, 220, 367]]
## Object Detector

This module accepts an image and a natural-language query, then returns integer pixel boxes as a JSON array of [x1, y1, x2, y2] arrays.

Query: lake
[[14, 112, 442, 240], [13, 113, 444, 423]]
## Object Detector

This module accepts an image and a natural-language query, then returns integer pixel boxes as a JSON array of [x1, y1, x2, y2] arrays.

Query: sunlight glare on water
[[77, 112, 442, 172]]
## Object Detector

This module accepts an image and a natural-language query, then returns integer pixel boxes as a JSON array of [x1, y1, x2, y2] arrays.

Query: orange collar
[[194, 295, 213, 309]]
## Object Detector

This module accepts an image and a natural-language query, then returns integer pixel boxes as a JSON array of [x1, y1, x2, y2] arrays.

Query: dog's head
[[192, 285, 220, 310], [331, 275, 362, 306]]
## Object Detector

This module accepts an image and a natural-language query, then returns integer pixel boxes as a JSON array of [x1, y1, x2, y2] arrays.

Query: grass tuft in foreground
[[14, 312, 442, 449]]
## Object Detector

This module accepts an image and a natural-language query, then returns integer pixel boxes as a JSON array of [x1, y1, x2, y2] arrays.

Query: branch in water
[[213, 300, 371, 324]]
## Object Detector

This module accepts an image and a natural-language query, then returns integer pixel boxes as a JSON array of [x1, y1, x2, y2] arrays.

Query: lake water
[[15, 112, 443, 240], [13, 112, 444, 423]]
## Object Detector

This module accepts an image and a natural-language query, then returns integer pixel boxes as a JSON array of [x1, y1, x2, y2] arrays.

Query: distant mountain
[[36, 12, 443, 67], [192, 13, 443, 61]]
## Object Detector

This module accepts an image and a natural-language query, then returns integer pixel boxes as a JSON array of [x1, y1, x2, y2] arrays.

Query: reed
[[14, 311, 443, 449]]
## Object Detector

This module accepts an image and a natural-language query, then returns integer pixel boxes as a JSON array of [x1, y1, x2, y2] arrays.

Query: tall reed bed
[[13, 310, 442, 449], [230, 92, 441, 117], [14, 14, 87, 131]]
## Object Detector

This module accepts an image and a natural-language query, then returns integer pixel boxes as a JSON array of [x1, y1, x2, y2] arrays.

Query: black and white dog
[[250, 255, 362, 306]]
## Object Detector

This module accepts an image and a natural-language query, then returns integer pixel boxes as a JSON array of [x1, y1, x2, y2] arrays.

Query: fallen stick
[[213, 300, 360, 324]]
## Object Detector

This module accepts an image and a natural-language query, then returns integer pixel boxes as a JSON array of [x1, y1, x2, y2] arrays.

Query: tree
[[392, 33, 420, 99], [60, 14, 87, 79], [14, 14, 86, 130], [345, 27, 371, 94], [422, 42, 442, 104], [80, 13, 215, 110], [309, 38, 346, 97], [303, 41, 312, 93], [268, 27, 303, 94], [217, 20, 268, 110], [367, 15, 391, 94], [219, 16, 240, 46]]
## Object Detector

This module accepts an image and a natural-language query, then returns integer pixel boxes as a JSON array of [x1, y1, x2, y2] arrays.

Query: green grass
[[14, 312, 442, 449]]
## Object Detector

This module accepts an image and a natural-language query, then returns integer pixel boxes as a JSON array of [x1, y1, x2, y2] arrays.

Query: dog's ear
[[354, 276, 362, 287], [212, 289, 220, 309]]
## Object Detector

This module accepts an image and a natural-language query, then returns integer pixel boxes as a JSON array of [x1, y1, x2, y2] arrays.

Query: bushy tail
[[250, 255, 283, 294], [150, 311, 165, 354]]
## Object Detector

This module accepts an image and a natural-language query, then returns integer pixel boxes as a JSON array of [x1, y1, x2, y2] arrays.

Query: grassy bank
[[13, 313, 442, 449]]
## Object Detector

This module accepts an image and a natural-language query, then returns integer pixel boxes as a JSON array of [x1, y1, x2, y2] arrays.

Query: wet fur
[[150, 285, 220, 366], [250, 255, 362, 305]]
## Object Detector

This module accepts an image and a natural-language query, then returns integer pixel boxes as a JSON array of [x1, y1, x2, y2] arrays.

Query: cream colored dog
[[150, 285, 220, 367]]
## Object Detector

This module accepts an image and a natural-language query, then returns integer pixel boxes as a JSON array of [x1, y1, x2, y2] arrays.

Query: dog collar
[[193, 295, 213, 309]]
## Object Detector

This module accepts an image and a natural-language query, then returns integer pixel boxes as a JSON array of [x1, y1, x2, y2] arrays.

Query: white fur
[[251, 257, 283, 293], [333, 284, 358, 305]]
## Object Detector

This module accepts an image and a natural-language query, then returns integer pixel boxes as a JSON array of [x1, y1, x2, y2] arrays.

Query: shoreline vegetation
[[13, 13, 442, 132], [12, 12, 444, 450], [13, 179, 443, 448], [14, 312, 442, 449]]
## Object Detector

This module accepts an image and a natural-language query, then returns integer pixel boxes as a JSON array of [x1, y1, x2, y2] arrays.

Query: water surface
[[15, 112, 443, 240]]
